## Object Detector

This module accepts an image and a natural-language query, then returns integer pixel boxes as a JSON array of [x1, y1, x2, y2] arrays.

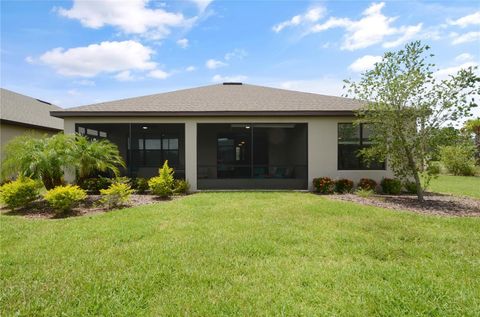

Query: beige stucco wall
[[63, 116, 393, 191], [0, 122, 60, 163]]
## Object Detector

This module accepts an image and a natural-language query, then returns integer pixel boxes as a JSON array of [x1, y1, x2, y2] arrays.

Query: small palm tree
[[73, 135, 126, 184], [1, 133, 75, 189]]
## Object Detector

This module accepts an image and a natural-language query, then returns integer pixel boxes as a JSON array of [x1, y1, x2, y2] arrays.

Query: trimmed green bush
[[100, 183, 134, 209], [440, 144, 476, 176], [44, 185, 87, 213], [404, 181, 417, 194], [427, 161, 442, 175], [381, 178, 402, 195], [357, 178, 377, 191], [174, 179, 190, 195], [149, 161, 175, 199], [132, 178, 149, 194], [79, 177, 112, 194], [0, 177, 41, 211], [335, 179, 354, 193], [312, 177, 335, 194]]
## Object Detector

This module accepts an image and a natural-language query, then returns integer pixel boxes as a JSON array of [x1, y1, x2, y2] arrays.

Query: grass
[[429, 175, 480, 199], [1, 192, 479, 316]]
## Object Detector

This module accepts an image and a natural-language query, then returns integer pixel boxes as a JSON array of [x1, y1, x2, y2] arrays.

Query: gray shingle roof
[[0, 88, 63, 130], [51, 83, 363, 117]]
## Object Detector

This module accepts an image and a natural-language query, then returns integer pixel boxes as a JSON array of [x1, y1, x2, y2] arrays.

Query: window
[[338, 123, 385, 170], [75, 123, 185, 178]]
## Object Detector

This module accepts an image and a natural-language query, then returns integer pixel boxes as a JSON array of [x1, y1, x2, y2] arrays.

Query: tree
[[464, 118, 480, 164], [1, 133, 126, 189], [73, 135, 126, 185], [1, 133, 76, 189], [344, 41, 479, 201], [428, 126, 465, 161]]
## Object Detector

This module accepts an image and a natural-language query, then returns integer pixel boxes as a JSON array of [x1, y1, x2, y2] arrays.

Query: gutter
[[50, 110, 356, 118], [0, 119, 63, 132]]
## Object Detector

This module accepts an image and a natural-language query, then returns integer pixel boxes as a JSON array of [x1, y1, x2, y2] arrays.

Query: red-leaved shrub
[[335, 179, 354, 193], [357, 178, 377, 191], [312, 177, 335, 194]]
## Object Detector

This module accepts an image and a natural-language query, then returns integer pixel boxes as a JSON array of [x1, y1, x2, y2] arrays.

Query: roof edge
[[51, 110, 356, 118], [0, 119, 63, 132]]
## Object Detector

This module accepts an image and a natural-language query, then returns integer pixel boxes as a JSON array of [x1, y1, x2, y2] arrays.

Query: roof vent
[[223, 82, 243, 85], [36, 99, 52, 105]]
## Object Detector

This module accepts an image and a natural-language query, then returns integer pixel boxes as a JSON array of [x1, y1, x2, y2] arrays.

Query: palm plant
[[1, 133, 75, 189], [73, 135, 126, 185]]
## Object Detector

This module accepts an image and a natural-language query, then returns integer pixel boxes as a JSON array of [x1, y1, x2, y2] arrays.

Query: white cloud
[[273, 77, 344, 96], [190, 0, 214, 13], [39, 40, 156, 77], [451, 31, 480, 45], [224, 48, 247, 61], [435, 62, 479, 80], [67, 89, 80, 96], [186, 66, 196, 72], [308, 2, 422, 50], [57, 0, 195, 40], [74, 79, 95, 86], [148, 69, 170, 79], [273, 6, 325, 32], [25, 56, 35, 64], [177, 38, 189, 48], [212, 74, 247, 82], [448, 11, 480, 28], [383, 23, 423, 48], [115, 70, 135, 81], [455, 53, 474, 63], [349, 55, 382, 72], [206, 59, 227, 69]]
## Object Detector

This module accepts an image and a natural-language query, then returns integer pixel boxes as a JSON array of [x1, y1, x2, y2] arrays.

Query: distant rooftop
[[1, 88, 63, 130], [51, 83, 363, 117]]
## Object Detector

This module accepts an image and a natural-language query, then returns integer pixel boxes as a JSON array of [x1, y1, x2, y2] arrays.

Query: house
[[51, 83, 392, 190], [0, 88, 63, 160]]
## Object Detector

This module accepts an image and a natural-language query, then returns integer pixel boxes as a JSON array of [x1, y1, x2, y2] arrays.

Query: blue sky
[[1, 0, 479, 109]]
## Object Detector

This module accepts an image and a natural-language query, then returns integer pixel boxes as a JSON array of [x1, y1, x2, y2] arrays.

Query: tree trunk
[[475, 130, 480, 164], [405, 147, 424, 202], [42, 175, 54, 190]]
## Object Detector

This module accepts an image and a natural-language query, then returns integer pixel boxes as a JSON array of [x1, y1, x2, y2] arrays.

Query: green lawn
[[429, 175, 480, 199], [1, 192, 479, 316]]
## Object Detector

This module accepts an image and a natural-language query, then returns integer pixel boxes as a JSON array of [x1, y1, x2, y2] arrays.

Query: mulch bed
[[1, 194, 184, 219], [327, 192, 480, 217]]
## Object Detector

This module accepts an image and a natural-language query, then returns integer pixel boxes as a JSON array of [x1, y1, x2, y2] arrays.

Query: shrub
[[132, 178, 149, 194], [427, 161, 441, 175], [312, 177, 335, 194], [0, 177, 41, 211], [440, 144, 476, 176], [381, 178, 402, 195], [115, 176, 132, 184], [357, 178, 377, 191], [404, 181, 417, 194], [335, 178, 354, 193], [73, 135, 125, 184], [149, 161, 175, 198], [79, 177, 112, 194], [355, 188, 374, 198], [174, 179, 190, 195], [1, 133, 74, 190], [99, 183, 134, 209], [44, 185, 87, 213]]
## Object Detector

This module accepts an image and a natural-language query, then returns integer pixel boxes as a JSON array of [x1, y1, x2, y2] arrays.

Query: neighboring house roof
[[51, 83, 363, 118], [0, 88, 63, 130]]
